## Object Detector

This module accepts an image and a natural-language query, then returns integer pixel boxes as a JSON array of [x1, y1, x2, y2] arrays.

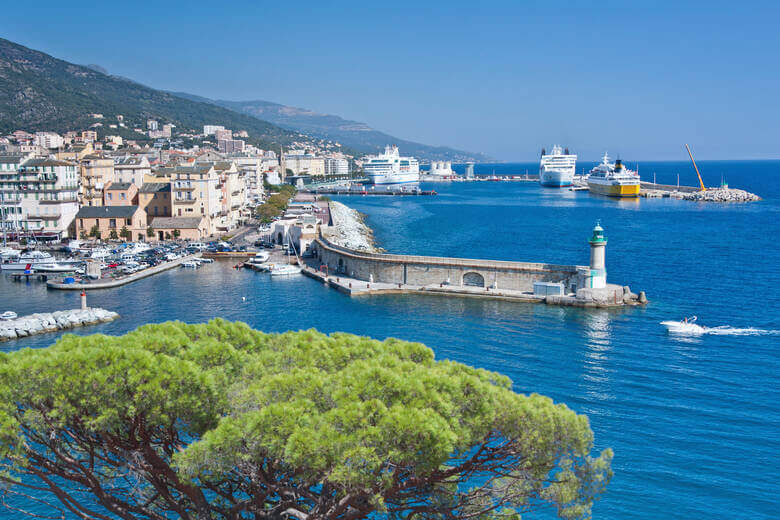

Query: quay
[[305, 220, 646, 309], [0, 307, 119, 342], [639, 181, 760, 201], [46, 254, 202, 290], [302, 187, 437, 196]]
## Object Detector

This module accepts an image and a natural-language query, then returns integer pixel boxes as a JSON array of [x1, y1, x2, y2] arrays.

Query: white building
[[34, 132, 64, 149], [324, 157, 350, 176], [284, 152, 325, 177], [3, 158, 80, 238], [147, 119, 159, 131], [114, 155, 151, 186], [203, 125, 225, 136]]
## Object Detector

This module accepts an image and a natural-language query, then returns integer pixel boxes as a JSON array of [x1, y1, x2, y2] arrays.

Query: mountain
[[0, 38, 316, 150], [173, 93, 492, 163]]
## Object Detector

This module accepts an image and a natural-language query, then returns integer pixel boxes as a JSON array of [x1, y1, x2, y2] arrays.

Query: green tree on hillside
[[0, 321, 612, 520]]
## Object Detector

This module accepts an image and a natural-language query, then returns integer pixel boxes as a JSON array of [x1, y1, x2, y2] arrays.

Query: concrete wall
[[313, 236, 587, 293]]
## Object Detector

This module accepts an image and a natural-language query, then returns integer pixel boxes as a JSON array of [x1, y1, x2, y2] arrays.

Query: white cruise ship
[[539, 145, 577, 187], [363, 145, 420, 185]]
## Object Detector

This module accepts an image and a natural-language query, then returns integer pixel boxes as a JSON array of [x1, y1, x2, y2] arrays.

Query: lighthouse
[[588, 221, 607, 289]]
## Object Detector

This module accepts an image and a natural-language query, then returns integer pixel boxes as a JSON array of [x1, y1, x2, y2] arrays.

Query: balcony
[[176, 186, 196, 191], [39, 197, 78, 204], [175, 198, 197, 204], [29, 213, 61, 220]]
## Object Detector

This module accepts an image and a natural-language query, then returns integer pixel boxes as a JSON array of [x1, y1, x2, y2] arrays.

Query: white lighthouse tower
[[588, 221, 607, 289]]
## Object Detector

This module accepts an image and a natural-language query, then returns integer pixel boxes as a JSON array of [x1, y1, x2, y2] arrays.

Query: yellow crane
[[685, 144, 706, 191]]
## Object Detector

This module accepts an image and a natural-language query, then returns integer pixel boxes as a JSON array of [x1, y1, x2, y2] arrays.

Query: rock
[[638, 291, 648, 304]]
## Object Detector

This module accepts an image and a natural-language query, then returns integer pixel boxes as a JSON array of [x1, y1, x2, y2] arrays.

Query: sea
[[1, 160, 778, 520]]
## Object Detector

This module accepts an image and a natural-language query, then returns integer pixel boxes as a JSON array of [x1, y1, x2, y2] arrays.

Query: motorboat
[[245, 251, 270, 267], [661, 316, 704, 335], [198, 257, 214, 263], [1, 250, 57, 270], [269, 264, 302, 276], [0, 247, 21, 259], [35, 263, 79, 273], [181, 261, 200, 268], [89, 248, 111, 259], [1, 311, 17, 321]]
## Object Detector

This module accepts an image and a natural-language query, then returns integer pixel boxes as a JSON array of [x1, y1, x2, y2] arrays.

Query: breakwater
[[640, 182, 760, 201], [0, 308, 119, 342], [311, 233, 645, 308]]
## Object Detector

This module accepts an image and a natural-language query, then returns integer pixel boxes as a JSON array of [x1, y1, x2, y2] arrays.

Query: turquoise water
[[2, 161, 779, 519]]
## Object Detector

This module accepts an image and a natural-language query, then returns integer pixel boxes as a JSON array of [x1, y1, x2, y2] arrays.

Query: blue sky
[[3, 1, 779, 161]]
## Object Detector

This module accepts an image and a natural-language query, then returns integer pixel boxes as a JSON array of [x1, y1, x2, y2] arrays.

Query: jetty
[[46, 254, 202, 290], [306, 215, 646, 309], [639, 182, 760, 202], [0, 307, 119, 342], [302, 187, 437, 196]]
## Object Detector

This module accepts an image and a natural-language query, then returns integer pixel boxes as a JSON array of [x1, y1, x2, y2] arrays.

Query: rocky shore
[[0, 308, 119, 342], [325, 201, 379, 253]]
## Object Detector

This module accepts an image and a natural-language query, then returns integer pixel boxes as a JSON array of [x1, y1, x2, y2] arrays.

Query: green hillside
[[0, 38, 311, 150]]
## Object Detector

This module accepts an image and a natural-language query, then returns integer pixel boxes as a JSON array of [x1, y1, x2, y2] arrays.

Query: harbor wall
[[313, 235, 586, 292]]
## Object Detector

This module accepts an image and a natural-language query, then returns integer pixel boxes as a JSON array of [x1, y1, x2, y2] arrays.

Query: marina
[[0, 163, 776, 520]]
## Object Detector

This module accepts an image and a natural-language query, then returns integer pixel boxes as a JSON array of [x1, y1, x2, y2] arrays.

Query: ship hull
[[540, 169, 574, 187], [366, 172, 420, 185], [587, 181, 640, 198]]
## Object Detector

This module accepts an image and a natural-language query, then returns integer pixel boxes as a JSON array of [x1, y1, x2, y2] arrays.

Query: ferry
[[539, 145, 577, 187], [587, 153, 640, 198], [363, 145, 420, 185]]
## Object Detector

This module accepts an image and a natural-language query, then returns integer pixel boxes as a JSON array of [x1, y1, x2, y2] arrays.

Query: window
[[126, 219, 131, 225], [109, 218, 116, 228], [120, 193, 126, 200], [107, 193, 112, 200]]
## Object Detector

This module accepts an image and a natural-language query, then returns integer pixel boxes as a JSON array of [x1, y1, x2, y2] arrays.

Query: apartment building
[[5, 158, 80, 238], [139, 183, 172, 220], [114, 155, 151, 186], [171, 164, 221, 233], [80, 154, 114, 207], [284, 152, 325, 177]]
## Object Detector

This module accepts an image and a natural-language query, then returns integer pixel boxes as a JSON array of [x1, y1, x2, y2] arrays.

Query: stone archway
[[463, 272, 485, 287]]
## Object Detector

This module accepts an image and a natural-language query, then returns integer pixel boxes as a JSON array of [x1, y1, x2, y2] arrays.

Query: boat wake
[[661, 321, 780, 336]]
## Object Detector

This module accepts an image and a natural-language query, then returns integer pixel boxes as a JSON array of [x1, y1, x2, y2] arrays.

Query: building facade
[[11, 158, 80, 238], [80, 154, 115, 207]]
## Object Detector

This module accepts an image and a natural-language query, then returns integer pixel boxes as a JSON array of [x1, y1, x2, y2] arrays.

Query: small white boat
[[661, 316, 704, 335], [89, 248, 111, 259], [35, 263, 78, 273], [198, 257, 214, 263], [1, 250, 57, 270], [0, 247, 21, 259], [181, 261, 200, 268], [1, 311, 18, 321], [269, 264, 302, 276]]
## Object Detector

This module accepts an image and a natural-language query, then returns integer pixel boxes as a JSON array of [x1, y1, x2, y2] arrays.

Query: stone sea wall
[[0, 308, 119, 342]]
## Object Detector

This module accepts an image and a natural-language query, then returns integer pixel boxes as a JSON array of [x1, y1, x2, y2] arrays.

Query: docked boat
[[89, 248, 112, 259], [587, 153, 640, 198], [198, 257, 214, 263], [181, 261, 200, 268], [35, 263, 79, 273], [1, 311, 17, 321], [539, 145, 577, 187], [269, 264, 302, 276], [0, 247, 21, 260], [1, 250, 57, 270], [363, 145, 420, 185]]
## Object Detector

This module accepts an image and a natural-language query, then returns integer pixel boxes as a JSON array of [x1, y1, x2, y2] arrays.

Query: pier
[[302, 187, 437, 196], [46, 254, 202, 290], [307, 223, 646, 308]]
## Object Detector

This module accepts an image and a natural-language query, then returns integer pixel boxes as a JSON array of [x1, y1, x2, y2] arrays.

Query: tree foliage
[[255, 185, 297, 223], [0, 320, 612, 520]]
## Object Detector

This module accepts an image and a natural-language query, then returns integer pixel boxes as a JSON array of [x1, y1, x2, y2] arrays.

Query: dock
[[302, 187, 437, 196], [46, 254, 202, 290]]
